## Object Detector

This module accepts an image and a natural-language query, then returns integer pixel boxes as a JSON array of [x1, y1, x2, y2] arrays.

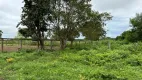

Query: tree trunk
[[39, 39, 44, 50], [60, 39, 67, 50], [70, 40, 73, 48], [35, 19, 45, 50], [37, 32, 44, 50]]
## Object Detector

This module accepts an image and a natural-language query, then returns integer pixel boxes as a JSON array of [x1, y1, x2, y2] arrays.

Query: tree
[[80, 11, 112, 41], [52, 0, 92, 49], [0, 30, 3, 38], [117, 13, 142, 42], [116, 36, 123, 40], [116, 30, 138, 42], [116, 31, 128, 41], [17, 0, 55, 49], [18, 28, 32, 38], [130, 13, 142, 41], [17, 0, 112, 50]]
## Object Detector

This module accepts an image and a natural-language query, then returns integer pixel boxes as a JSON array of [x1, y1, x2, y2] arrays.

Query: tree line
[[116, 13, 142, 42], [16, 0, 112, 50]]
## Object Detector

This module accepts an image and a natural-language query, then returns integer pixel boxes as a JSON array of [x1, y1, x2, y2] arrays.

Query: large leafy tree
[[0, 30, 3, 38], [17, 0, 55, 49], [80, 11, 112, 40], [52, 0, 92, 49], [130, 13, 142, 40]]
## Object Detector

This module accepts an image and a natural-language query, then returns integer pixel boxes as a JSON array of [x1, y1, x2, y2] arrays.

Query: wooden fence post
[[6, 39, 7, 45], [50, 40, 53, 50], [20, 39, 22, 49], [135, 43, 138, 50], [1, 38, 3, 52], [79, 40, 80, 48], [37, 41, 39, 49], [108, 41, 111, 50], [84, 41, 86, 47], [91, 41, 93, 46], [75, 41, 77, 46]]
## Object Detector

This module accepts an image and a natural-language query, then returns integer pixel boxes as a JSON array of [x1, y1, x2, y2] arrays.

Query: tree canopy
[[18, 28, 32, 38], [80, 11, 112, 40], [17, 0, 55, 49], [17, 0, 112, 49], [116, 13, 142, 42]]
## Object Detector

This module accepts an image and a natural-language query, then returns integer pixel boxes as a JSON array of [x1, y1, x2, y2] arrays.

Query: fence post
[[37, 41, 39, 49], [18, 40, 20, 46], [50, 39, 53, 50], [1, 38, 3, 52], [75, 41, 77, 46], [6, 39, 7, 45], [84, 41, 86, 47], [79, 40, 80, 48], [108, 41, 111, 50], [91, 40, 93, 46], [135, 43, 138, 50], [20, 39, 22, 49]]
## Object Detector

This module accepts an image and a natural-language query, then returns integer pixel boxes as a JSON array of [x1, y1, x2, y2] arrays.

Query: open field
[[0, 40, 142, 80], [0, 0, 142, 79]]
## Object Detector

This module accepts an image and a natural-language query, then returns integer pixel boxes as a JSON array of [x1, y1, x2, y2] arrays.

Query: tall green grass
[[0, 40, 142, 80]]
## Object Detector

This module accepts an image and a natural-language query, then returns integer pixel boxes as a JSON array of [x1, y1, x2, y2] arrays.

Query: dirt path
[[0, 45, 60, 52]]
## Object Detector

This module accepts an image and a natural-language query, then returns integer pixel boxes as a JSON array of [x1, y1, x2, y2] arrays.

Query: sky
[[91, 0, 142, 38], [0, 0, 142, 38]]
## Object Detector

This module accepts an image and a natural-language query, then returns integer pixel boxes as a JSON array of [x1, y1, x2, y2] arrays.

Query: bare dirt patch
[[0, 45, 59, 52]]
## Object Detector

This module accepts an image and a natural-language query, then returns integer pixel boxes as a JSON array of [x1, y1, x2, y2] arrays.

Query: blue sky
[[0, 0, 142, 38]]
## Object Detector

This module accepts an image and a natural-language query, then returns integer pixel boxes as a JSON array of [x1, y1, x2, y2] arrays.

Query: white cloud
[[91, 0, 142, 38], [0, 0, 23, 38]]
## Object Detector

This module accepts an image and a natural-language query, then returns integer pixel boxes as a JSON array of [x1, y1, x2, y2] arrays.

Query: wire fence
[[0, 38, 129, 52], [0, 38, 89, 52]]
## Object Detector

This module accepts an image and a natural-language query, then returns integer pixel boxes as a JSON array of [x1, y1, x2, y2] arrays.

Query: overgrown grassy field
[[1, 40, 142, 80]]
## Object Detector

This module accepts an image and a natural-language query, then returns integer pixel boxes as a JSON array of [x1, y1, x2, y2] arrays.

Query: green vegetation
[[0, 0, 142, 79], [1, 40, 142, 80], [0, 30, 3, 38], [116, 13, 142, 42]]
